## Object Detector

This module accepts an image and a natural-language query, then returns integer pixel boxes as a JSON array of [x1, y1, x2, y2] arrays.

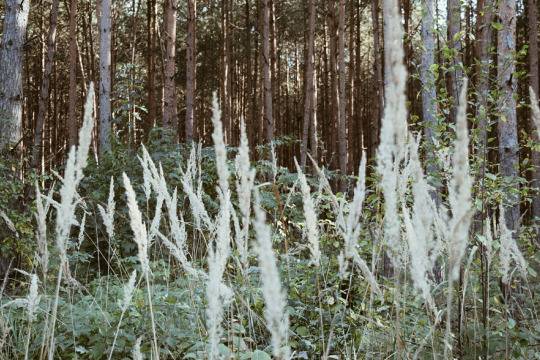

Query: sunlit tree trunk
[[146, 0, 157, 136], [0, 0, 30, 151]]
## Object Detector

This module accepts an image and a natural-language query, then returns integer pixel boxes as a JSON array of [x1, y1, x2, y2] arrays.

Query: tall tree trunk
[[301, 0, 316, 169], [498, 0, 520, 233], [337, 0, 347, 183], [99, 0, 112, 153], [146, 0, 157, 137], [32, 0, 60, 168], [163, 0, 177, 132], [0, 0, 30, 151], [221, 0, 231, 142], [475, 0, 494, 170], [185, 0, 196, 142], [529, 0, 540, 220], [447, 0, 463, 121], [262, 0, 273, 143], [68, 0, 79, 147], [327, 1, 338, 168], [420, 0, 440, 184], [371, 0, 382, 158]]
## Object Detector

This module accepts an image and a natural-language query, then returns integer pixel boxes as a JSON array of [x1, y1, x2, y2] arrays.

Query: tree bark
[[447, 0, 463, 122], [498, 0, 520, 232], [262, 0, 274, 143], [99, 0, 112, 153], [529, 0, 540, 219], [68, 0, 79, 148], [163, 0, 178, 132], [337, 0, 348, 183], [0, 0, 30, 151], [301, 0, 316, 169], [32, 0, 60, 168], [371, 0, 382, 158], [185, 0, 196, 142], [420, 0, 440, 187], [146, 0, 157, 136]]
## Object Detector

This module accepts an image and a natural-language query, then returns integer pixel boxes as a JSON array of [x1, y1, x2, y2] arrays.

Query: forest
[[0, 0, 539, 358]]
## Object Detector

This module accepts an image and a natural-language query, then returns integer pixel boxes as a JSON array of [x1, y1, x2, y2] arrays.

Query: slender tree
[[99, 0, 112, 153], [163, 0, 178, 131], [447, 0, 463, 122], [146, 0, 157, 135], [186, 0, 196, 142], [262, 0, 274, 143], [301, 0, 316, 169], [32, 0, 60, 168], [498, 0, 520, 232], [0, 0, 30, 150], [337, 0, 347, 181], [529, 0, 540, 219], [68, 0, 79, 147], [420, 0, 440, 186]]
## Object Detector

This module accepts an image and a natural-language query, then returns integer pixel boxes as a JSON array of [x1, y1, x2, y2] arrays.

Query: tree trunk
[[475, 0, 494, 171], [337, 0, 347, 184], [447, 0, 463, 122], [68, 0, 79, 148], [0, 0, 30, 151], [99, 0, 112, 153], [301, 0, 316, 169], [32, 0, 60, 168], [327, 1, 338, 168], [529, 0, 540, 220], [146, 0, 157, 137], [371, 0, 382, 158], [163, 0, 178, 132], [498, 0, 520, 233], [420, 0, 440, 189], [262, 0, 273, 143], [185, 0, 196, 142]]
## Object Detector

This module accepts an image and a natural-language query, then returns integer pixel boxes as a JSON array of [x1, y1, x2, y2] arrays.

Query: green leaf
[[251, 350, 272, 360]]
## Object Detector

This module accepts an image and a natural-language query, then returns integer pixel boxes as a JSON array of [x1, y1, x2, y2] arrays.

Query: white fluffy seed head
[[530, 87, 540, 139], [123, 173, 150, 276], [499, 206, 528, 284], [253, 190, 290, 359], [448, 79, 473, 281], [294, 158, 320, 266], [132, 337, 143, 360], [121, 270, 137, 312], [35, 183, 50, 277]]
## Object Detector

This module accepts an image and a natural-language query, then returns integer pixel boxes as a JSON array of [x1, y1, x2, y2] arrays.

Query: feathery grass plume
[[253, 189, 290, 360], [206, 93, 233, 359], [3, 271, 41, 322], [48, 84, 95, 360], [235, 118, 256, 267], [294, 158, 320, 266], [377, 0, 409, 267], [530, 87, 540, 138], [123, 174, 150, 275], [179, 157, 213, 230], [499, 206, 528, 284], [98, 176, 116, 240], [35, 183, 52, 278], [77, 213, 86, 249], [122, 173, 159, 359], [132, 337, 143, 360], [403, 137, 438, 310], [447, 78, 472, 281], [444, 79, 472, 359]]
